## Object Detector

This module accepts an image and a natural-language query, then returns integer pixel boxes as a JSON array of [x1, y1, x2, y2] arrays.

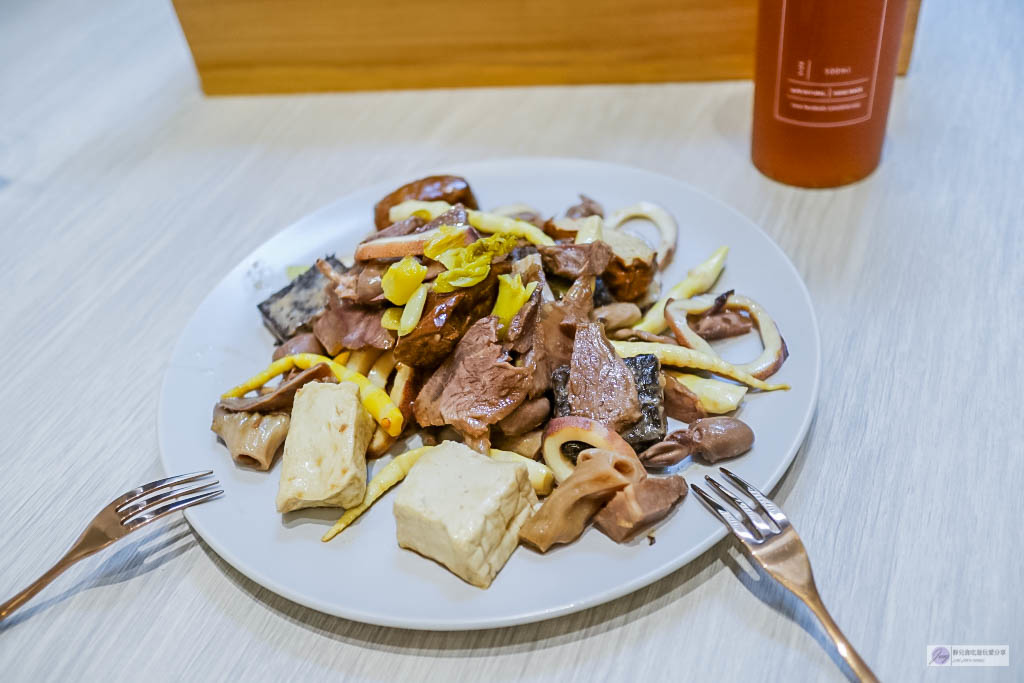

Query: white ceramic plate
[[159, 158, 820, 630]]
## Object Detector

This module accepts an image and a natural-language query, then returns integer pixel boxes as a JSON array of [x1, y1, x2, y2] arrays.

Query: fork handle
[[802, 588, 879, 683], [0, 548, 85, 621]]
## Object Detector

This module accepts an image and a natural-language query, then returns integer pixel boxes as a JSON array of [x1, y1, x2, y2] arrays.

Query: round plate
[[159, 158, 820, 630]]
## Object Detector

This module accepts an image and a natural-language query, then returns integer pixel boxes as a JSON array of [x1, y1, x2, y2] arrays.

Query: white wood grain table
[[1, 0, 1021, 680]]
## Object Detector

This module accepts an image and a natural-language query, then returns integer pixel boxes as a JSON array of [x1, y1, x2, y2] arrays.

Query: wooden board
[[172, 0, 921, 95]]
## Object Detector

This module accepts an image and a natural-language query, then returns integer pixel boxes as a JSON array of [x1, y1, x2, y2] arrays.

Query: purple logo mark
[[930, 647, 951, 666]]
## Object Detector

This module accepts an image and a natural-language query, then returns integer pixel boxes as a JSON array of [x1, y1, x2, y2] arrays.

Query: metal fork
[[0, 470, 222, 621], [692, 468, 878, 683]]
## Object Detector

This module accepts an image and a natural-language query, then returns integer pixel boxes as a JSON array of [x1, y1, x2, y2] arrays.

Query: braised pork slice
[[313, 291, 394, 354], [393, 267, 500, 368], [211, 406, 289, 471], [413, 316, 531, 447], [568, 323, 641, 432], [218, 363, 337, 413], [593, 474, 688, 543]]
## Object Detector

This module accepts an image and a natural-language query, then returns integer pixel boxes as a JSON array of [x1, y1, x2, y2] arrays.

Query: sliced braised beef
[[211, 406, 290, 471], [662, 373, 707, 423], [422, 203, 472, 231], [413, 316, 531, 448], [218, 363, 337, 413], [361, 215, 427, 242], [565, 194, 604, 219], [257, 255, 345, 342], [690, 310, 753, 340], [313, 292, 394, 354], [373, 176, 478, 230], [567, 323, 641, 432], [552, 352, 666, 453], [317, 258, 388, 306], [610, 328, 679, 345], [272, 332, 325, 361], [537, 241, 613, 280], [496, 397, 550, 436], [393, 266, 500, 368], [593, 474, 687, 543]]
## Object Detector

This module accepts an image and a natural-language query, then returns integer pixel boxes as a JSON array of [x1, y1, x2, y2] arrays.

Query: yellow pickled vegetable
[[381, 307, 403, 330], [423, 225, 475, 261], [221, 353, 404, 436], [432, 232, 518, 293], [611, 341, 788, 392], [666, 371, 748, 414], [433, 262, 490, 293], [398, 283, 429, 336], [491, 273, 538, 335], [321, 445, 434, 541], [634, 246, 728, 334], [382, 256, 428, 305], [489, 449, 554, 495]]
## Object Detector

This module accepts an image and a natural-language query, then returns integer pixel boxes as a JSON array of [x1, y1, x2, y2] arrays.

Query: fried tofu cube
[[276, 382, 373, 513], [393, 441, 537, 588]]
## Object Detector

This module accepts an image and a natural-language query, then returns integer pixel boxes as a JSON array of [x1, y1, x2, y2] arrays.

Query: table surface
[[1, 0, 1021, 681]]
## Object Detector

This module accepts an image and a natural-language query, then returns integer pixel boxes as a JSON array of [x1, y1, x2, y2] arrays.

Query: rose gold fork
[[0, 470, 222, 621], [692, 468, 878, 683]]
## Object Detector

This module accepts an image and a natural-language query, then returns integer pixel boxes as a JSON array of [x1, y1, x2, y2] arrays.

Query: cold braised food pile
[[211, 175, 791, 588]]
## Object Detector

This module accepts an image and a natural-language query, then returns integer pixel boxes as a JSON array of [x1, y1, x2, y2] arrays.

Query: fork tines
[[112, 470, 223, 529], [691, 467, 789, 545]]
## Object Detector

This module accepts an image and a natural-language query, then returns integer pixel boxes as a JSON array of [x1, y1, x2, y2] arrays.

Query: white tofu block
[[276, 381, 373, 513], [393, 441, 538, 588]]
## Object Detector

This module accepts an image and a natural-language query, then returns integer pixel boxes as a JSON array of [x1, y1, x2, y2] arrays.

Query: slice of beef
[[552, 352, 666, 453], [211, 406, 290, 471], [413, 316, 531, 446], [593, 474, 688, 543], [496, 397, 550, 436], [272, 332, 325, 361], [373, 176, 478, 230], [690, 310, 753, 340], [538, 241, 613, 280], [257, 255, 345, 342], [610, 328, 679, 345], [662, 373, 707, 423], [313, 292, 394, 354], [393, 266, 500, 368], [567, 323, 641, 432], [361, 215, 427, 242], [422, 203, 472, 231], [218, 364, 337, 413], [318, 259, 388, 306], [565, 194, 604, 219], [356, 263, 387, 303]]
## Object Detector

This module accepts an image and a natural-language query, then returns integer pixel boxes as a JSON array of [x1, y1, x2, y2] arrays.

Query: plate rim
[[158, 156, 821, 630]]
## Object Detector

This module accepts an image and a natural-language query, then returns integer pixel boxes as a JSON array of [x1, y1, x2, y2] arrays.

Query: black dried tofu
[[551, 365, 572, 417], [620, 354, 667, 452], [257, 255, 346, 342], [593, 277, 615, 307]]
